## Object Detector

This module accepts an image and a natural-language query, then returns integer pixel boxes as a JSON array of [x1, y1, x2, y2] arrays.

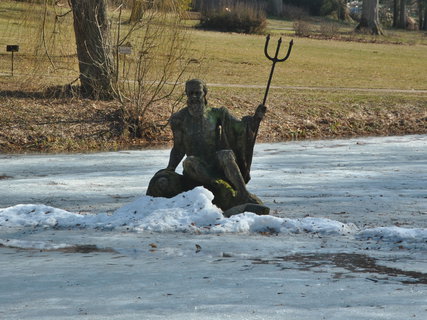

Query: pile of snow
[[1, 187, 426, 247], [0, 187, 357, 235], [0, 204, 86, 229]]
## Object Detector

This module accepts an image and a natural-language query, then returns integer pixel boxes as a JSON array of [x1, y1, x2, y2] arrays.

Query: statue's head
[[185, 79, 208, 117]]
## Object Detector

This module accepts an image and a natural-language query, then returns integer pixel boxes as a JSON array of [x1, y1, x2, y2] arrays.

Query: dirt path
[[206, 82, 427, 94], [2, 73, 426, 94]]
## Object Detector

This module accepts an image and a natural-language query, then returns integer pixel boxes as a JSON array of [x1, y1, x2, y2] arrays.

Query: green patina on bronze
[[211, 179, 237, 211]]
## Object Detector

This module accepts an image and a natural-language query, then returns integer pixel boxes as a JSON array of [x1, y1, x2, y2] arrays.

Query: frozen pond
[[0, 135, 426, 319]]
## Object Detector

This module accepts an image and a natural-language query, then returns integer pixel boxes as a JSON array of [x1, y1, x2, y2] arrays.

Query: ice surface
[[0, 135, 426, 320]]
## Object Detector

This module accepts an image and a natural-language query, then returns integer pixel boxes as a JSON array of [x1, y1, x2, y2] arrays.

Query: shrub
[[199, 1, 266, 34], [319, 22, 339, 37], [293, 20, 312, 37]]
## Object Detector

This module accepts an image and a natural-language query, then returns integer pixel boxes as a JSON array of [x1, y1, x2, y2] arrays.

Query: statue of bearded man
[[147, 79, 269, 216]]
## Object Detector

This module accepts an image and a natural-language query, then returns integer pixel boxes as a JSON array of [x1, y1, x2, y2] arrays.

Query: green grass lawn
[[188, 29, 427, 90], [1, 1, 426, 91]]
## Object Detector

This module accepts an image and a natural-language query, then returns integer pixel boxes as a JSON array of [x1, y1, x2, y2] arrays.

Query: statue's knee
[[183, 156, 197, 173], [216, 149, 235, 165]]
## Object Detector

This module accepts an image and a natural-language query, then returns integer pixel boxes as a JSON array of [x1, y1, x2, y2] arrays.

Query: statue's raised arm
[[255, 104, 267, 122]]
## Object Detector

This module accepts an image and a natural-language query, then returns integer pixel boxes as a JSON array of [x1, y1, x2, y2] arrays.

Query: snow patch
[[1, 187, 356, 236], [2, 187, 426, 245], [0, 238, 73, 250], [357, 226, 427, 244], [0, 204, 85, 228]]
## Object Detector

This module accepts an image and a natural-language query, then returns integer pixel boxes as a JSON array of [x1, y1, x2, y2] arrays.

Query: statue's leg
[[183, 156, 212, 186], [216, 150, 266, 214], [216, 150, 251, 200]]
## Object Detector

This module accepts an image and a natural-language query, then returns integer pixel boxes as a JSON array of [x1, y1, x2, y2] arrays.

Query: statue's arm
[[166, 115, 185, 171], [167, 145, 185, 171], [254, 104, 267, 122], [236, 104, 266, 133], [248, 104, 266, 132]]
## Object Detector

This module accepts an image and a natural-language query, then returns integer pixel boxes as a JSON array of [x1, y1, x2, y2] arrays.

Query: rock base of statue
[[222, 203, 270, 218], [146, 169, 193, 199], [146, 170, 269, 215]]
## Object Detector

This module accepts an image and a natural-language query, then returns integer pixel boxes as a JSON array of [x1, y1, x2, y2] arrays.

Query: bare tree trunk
[[129, 0, 144, 23], [419, 0, 427, 30], [355, 0, 384, 35], [70, 0, 116, 99], [393, 0, 399, 27], [424, 3, 427, 30], [268, 0, 283, 16], [417, 0, 423, 29], [398, 0, 407, 28]]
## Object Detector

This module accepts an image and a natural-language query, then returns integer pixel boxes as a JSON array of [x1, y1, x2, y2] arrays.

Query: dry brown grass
[[1, 80, 425, 153], [210, 87, 427, 142]]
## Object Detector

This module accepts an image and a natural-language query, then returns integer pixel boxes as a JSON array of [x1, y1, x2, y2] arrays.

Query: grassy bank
[[1, 86, 425, 152]]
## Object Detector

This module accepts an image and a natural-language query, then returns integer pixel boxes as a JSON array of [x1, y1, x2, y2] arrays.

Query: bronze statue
[[147, 79, 269, 217], [146, 36, 293, 217]]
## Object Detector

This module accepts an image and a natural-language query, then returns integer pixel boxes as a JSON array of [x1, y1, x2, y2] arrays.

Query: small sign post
[[118, 46, 132, 55], [118, 45, 132, 80], [6, 45, 19, 76]]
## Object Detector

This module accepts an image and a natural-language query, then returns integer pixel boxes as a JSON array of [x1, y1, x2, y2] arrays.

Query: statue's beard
[[188, 100, 205, 117]]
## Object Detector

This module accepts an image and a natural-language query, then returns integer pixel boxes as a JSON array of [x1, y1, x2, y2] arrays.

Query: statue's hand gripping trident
[[262, 34, 294, 105]]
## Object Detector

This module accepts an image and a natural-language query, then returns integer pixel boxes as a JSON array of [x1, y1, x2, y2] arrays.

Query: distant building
[[347, 1, 362, 16]]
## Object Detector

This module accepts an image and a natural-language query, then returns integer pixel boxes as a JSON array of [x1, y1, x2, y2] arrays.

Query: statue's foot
[[223, 203, 270, 218], [210, 179, 266, 212], [237, 192, 263, 206]]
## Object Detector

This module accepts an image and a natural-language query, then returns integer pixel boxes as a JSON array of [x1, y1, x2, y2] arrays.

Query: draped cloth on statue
[[216, 107, 259, 184]]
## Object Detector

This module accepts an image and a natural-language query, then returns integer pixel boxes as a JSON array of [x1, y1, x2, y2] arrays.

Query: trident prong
[[262, 34, 293, 105]]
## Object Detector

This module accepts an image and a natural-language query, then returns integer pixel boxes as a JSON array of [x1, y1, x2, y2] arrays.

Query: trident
[[262, 34, 293, 105]]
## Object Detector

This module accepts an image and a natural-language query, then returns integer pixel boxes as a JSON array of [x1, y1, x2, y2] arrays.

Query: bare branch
[[55, 9, 72, 19], [42, 1, 57, 70]]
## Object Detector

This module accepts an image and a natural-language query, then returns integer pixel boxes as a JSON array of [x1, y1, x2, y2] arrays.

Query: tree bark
[[129, 0, 144, 23], [70, 0, 116, 99], [424, 2, 427, 30], [393, 0, 399, 27], [268, 0, 283, 16], [398, 0, 407, 28], [355, 0, 384, 35], [419, 0, 427, 30]]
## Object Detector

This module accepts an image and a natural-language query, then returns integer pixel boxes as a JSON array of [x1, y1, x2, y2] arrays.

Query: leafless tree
[[417, 0, 427, 30], [355, 0, 384, 35], [113, 1, 195, 138], [70, 0, 116, 99]]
